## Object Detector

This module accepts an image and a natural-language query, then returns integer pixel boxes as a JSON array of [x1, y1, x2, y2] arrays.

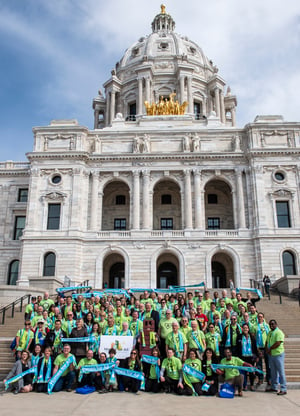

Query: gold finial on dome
[[161, 4, 166, 14]]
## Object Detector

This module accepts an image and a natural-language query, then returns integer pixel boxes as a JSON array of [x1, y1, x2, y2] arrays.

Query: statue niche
[[144, 92, 188, 116]]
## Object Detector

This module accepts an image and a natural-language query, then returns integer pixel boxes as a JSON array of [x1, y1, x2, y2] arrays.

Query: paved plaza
[[0, 390, 299, 416]]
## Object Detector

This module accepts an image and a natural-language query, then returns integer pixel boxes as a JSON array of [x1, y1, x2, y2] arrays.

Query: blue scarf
[[37, 357, 52, 383], [191, 331, 204, 352], [61, 336, 92, 343], [4, 366, 36, 390], [113, 367, 145, 390], [256, 322, 269, 348], [172, 332, 184, 356], [141, 355, 160, 382], [242, 335, 253, 356], [78, 362, 115, 382], [211, 363, 264, 375], [104, 325, 118, 335], [47, 355, 76, 394]]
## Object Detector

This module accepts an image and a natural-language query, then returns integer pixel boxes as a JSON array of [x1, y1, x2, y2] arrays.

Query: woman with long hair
[[201, 348, 220, 396]]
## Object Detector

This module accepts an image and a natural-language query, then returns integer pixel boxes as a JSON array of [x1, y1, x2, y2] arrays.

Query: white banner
[[99, 336, 134, 359]]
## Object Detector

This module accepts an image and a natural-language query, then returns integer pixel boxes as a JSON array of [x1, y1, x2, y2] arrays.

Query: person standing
[[266, 319, 287, 395]]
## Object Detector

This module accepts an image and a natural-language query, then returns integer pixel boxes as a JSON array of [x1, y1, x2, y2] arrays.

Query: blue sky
[[0, 0, 299, 161]]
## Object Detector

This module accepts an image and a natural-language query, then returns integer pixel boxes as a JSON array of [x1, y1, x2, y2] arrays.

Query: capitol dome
[[93, 5, 237, 128]]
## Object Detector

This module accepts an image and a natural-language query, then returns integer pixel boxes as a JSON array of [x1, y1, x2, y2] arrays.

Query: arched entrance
[[211, 252, 234, 288], [103, 253, 125, 288], [156, 254, 179, 288], [204, 179, 234, 229], [153, 180, 181, 230]]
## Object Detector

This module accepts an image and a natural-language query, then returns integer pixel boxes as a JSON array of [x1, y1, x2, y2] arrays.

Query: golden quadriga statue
[[144, 93, 188, 116]]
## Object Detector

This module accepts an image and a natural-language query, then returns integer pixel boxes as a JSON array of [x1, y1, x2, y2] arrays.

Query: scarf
[[47, 355, 76, 394], [256, 321, 269, 348], [78, 362, 115, 382], [141, 355, 160, 382], [37, 357, 52, 383], [191, 331, 204, 352], [242, 335, 253, 356], [4, 366, 36, 390]]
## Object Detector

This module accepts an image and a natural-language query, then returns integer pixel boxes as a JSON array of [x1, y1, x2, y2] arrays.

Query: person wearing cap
[[33, 319, 48, 349]]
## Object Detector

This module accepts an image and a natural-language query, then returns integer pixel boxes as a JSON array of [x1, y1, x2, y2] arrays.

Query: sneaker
[[238, 391, 243, 397], [250, 386, 255, 391], [265, 388, 278, 393], [66, 388, 72, 392], [13, 389, 19, 395], [135, 391, 140, 395], [277, 391, 287, 396]]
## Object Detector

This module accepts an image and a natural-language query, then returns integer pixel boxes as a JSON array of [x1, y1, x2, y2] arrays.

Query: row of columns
[[89, 169, 247, 231]]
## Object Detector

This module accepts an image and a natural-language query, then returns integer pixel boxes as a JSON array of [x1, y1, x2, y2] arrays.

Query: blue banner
[[4, 366, 37, 390], [47, 355, 76, 394], [211, 363, 264, 375], [56, 286, 92, 294], [182, 364, 205, 381], [129, 288, 154, 293], [61, 336, 93, 343], [236, 288, 263, 298], [78, 362, 115, 382], [113, 366, 145, 390]]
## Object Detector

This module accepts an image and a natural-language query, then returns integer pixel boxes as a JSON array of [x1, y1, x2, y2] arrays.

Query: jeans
[[269, 353, 287, 392], [52, 371, 76, 392]]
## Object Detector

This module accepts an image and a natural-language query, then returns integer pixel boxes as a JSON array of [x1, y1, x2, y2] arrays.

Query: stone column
[[132, 170, 140, 229], [98, 190, 103, 231], [220, 90, 225, 123], [105, 92, 110, 126], [180, 76, 185, 103], [145, 78, 151, 103], [142, 170, 150, 229], [231, 107, 236, 126], [214, 87, 220, 118], [184, 170, 193, 229], [70, 168, 83, 229], [194, 169, 202, 229], [138, 78, 143, 115], [187, 77, 193, 113], [90, 171, 99, 231], [94, 109, 99, 129], [236, 168, 246, 228], [110, 91, 115, 124]]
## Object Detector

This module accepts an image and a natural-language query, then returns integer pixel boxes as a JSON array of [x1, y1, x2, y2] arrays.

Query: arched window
[[43, 252, 56, 276], [282, 251, 296, 276], [8, 260, 19, 285]]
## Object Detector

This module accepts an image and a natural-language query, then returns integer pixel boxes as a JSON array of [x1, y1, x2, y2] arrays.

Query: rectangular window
[[207, 217, 220, 229], [14, 216, 26, 240], [116, 195, 126, 205], [161, 194, 172, 204], [207, 194, 218, 204], [114, 218, 126, 230], [47, 203, 61, 230], [160, 218, 173, 230], [276, 201, 291, 228], [18, 188, 28, 202]]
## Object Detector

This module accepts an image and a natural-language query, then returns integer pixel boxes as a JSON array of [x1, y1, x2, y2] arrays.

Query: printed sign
[[99, 335, 134, 359]]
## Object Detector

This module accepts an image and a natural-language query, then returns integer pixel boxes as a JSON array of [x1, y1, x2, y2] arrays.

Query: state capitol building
[[1, 6, 299, 292]]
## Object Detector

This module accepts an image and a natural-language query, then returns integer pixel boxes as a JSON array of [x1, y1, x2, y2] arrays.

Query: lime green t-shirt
[[162, 356, 182, 380], [129, 320, 143, 337], [159, 317, 177, 339], [184, 358, 202, 383], [78, 357, 98, 368], [187, 330, 205, 350], [205, 332, 221, 354], [40, 298, 54, 311], [16, 328, 33, 350], [54, 353, 76, 377], [267, 328, 285, 356], [165, 331, 187, 353], [220, 356, 244, 380]]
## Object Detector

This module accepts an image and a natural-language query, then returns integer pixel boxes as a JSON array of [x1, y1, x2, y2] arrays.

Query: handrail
[[0, 294, 31, 325]]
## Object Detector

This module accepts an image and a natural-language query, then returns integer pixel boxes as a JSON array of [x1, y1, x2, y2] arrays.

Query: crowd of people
[[3, 288, 287, 396]]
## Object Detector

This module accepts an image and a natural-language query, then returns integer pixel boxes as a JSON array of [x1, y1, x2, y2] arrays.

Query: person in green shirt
[[183, 349, 203, 396], [187, 320, 206, 358], [158, 310, 177, 358], [220, 348, 252, 396], [53, 344, 76, 392], [77, 349, 98, 387], [265, 319, 286, 395], [39, 292, 54, 311], [160, 348, 184, 394], [15, 321, 34, 359], [165, 321, 187, 360]]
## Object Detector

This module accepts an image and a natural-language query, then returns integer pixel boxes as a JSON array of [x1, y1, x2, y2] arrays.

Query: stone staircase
[[0, 293, 299, 384]]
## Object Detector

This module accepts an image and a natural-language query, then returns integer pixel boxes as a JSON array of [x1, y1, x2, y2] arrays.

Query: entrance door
[[157, 262, 178, 288], [212, 261, 226, 288], [109, 262, 125, 288]]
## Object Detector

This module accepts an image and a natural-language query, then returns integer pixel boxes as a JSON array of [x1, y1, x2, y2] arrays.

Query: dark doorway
[[212, 261, 226, 288], [157, 262, 178, 288], [109, 262, 125, 288]]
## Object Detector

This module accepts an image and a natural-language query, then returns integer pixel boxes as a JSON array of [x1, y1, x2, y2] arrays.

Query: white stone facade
[[0, 8, 299, 290]]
